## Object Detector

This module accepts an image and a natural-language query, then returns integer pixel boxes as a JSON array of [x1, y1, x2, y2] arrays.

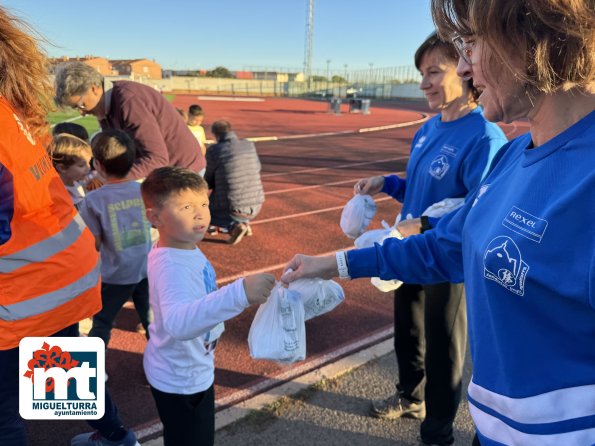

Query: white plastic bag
[[422, 198, 465, 218], [354, 220, 404, 292], [288, 276, 345, 320], [340, 194, 377, 239], [248, 283, 306, 363]]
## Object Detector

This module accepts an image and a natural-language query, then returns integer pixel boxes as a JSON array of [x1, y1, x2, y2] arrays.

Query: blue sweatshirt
[[348, 110, 595, 445], [381, 107, 507, 225], [0, 164, 13, 245]]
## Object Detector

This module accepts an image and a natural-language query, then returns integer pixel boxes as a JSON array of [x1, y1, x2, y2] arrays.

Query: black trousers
[[150, 384, 215, 446], [89, 279, 152, 347], [394, 282, 467, 446]]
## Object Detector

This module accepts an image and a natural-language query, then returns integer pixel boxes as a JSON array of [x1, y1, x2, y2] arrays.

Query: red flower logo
[[23, 342, 80, 392]]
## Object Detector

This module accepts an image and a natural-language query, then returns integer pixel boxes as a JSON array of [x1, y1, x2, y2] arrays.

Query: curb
[[137, 327, 394, 444], [241, 113, 429, 143]]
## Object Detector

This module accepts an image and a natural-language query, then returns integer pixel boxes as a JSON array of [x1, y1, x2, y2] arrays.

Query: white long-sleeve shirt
[[143, 245, 249, 394]]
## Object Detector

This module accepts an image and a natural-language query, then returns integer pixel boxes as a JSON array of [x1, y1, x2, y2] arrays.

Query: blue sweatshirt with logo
[[348, 110, 595, 445], [382, 107, 507, 224]]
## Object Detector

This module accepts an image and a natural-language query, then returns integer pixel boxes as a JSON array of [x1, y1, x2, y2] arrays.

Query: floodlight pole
[[304, 0, 314, 89]]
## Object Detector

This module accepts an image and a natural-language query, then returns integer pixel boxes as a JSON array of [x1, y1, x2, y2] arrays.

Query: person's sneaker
[[227, 223, 249, 245], [207, 225, 219, 236], [71, 430, 139, 446], [369, 393, 426, 420]]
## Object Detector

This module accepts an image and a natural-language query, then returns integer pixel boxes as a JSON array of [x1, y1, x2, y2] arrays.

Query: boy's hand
[[243, 273, 275, 305]]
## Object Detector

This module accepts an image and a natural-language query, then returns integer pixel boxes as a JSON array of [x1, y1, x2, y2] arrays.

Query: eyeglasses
[[72, 95, 86, 111], [451, 34, 475, 65]]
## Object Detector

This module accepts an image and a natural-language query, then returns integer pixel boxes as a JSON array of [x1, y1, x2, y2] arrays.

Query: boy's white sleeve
[[155, 265, 249, 340]]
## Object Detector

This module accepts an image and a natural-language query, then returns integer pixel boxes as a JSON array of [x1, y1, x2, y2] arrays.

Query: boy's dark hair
[[91, 129, 136, 178], [141, 166, 208, 209], [188, 104, 203, 117], [52, 122, 89, 142], [211, 120, 232, 140]]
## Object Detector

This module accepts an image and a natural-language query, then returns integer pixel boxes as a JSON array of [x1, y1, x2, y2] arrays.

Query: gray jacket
[[205, 132, 264, 224]]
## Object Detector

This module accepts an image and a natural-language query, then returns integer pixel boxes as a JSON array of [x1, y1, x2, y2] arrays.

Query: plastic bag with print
[[285, 269, 345, 320], [340, 194, 377, 239], [354, 220, 404, 292], [248, 282, 306, 363]]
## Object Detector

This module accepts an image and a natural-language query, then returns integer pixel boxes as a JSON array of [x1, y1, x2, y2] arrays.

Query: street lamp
[[326, 59, 331, 81]]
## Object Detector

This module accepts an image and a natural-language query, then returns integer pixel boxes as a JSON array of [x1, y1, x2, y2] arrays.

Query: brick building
[[110, 59, 162, 80]]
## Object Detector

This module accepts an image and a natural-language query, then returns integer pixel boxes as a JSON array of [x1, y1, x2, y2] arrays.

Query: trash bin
[[361, 99, 371, 115], [349, 98, 371, 114], [349, 98, 362, 113], [329, 97, 342, 114]]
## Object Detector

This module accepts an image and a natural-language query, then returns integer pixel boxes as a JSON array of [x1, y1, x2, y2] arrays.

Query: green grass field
[[47, 110, 100, 136]]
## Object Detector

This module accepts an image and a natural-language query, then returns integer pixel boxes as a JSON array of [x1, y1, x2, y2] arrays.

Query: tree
[[311, 75, 327, 82], [205, 66, 234, 78], [331, 75, 347, 83]]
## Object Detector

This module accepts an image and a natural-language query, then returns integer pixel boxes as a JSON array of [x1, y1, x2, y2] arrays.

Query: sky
[[2, 0, 435, 73]]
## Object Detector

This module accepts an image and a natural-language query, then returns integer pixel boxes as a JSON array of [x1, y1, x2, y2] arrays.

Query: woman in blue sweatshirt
[[282, 1, 595, 445], [355, 33, 506, 446]]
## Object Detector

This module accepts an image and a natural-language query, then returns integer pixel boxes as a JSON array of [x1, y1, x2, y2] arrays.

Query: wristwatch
[[335, 251, 351, 280], [420, 216, 431, 234]]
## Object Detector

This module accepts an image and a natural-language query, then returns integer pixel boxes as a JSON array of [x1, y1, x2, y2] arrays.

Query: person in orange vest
[[0, 6, 139, 446]]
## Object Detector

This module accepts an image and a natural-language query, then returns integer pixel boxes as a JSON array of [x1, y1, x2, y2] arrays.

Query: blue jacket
[[347, 110, 595, 445]]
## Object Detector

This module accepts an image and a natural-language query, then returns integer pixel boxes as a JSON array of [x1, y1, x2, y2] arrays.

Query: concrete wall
[[106, 76, 424, 100]]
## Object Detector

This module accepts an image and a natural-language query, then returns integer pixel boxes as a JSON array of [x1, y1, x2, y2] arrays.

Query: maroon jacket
[[100, 81, 205, 179]]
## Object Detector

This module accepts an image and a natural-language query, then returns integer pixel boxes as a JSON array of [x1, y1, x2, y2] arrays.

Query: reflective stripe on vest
[[0, 213, 86, 273], [0, 260, 100, 321]]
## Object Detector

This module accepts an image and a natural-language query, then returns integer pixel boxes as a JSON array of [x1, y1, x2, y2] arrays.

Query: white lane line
[[197, 96, 265, 102], [503, 121, 518, 137], [251, 196, 393, 226], [215, 248, 352, 284], [261, 155, 410, 178], [49, 115, 83, 128], [246, 113, 429, 143], [265, 170, 406, 195]]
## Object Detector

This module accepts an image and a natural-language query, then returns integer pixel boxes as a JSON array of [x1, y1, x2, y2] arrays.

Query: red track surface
[[27, 97, 527, 445]]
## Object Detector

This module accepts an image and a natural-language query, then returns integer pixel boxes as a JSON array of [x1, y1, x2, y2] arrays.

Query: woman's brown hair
[[0, 6, 53, 136], [414, 31, 480, 102], [431, 0, 595, 93]]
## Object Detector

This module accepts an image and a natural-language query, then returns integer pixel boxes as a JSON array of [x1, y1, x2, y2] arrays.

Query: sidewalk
[[143, 340, 476, 445]]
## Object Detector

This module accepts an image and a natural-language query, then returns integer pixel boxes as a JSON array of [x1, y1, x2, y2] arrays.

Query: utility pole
[[303, 0, 314, 86]]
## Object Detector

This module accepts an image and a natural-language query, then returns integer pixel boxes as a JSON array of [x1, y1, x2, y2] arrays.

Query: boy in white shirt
[[140, 166, 275, 446]]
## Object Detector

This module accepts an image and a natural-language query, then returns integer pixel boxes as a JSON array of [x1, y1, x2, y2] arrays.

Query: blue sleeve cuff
[[427, 216, 440, 228], [347, 247, 380, 279], [381, 175, 406, 201]]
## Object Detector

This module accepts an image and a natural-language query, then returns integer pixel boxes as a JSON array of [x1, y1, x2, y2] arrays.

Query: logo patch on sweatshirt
[[502, 206, 548, 243], [414, 135, 426, 149], [484, 236, 529, 296], [472, 184, 490, 207], [440, 144, 458, 158], [428, 155, 450, 180]]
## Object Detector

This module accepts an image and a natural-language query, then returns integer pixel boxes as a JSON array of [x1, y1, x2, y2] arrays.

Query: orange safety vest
[[0, 97, 101, 349]]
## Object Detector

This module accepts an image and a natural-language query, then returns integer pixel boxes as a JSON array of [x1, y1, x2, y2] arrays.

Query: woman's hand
[[354, 176, 385, 196], [397, 218, 422, 238], [280, 254, 338, 285]]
